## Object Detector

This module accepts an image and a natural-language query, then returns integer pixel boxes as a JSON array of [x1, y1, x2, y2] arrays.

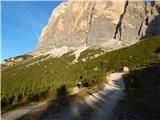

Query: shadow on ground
[[18, 85, 72, 120], [113, 63, 160, 120], [18, 74, 125, 120]]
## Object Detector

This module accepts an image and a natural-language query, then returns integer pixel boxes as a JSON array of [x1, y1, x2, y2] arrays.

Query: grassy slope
[[1, 36, 160, 109], [78, 48, 105, 61]]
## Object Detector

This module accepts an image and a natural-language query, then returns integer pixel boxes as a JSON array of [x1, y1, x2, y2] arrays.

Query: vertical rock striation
[[33, 0, 160, 54]]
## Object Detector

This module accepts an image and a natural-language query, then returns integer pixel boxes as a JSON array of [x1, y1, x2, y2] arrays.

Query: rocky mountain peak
[[33, 0, 160, 54]]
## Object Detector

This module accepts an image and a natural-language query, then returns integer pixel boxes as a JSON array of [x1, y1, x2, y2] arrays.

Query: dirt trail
[[1, 102, 47, 120], [42, 72, 125, 120], [84, 73, 125, 120], [1, 73, 125, 120]]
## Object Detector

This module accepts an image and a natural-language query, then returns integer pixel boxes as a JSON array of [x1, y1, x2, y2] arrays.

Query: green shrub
[[1, 36, 160, 108]]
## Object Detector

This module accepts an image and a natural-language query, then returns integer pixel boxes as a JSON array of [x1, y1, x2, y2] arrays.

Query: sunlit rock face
[[33, 0, 160, 54]]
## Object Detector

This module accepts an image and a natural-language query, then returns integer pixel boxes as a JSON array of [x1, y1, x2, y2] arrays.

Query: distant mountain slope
[[1, 36, 160, 109], [33, 0, 160, 54]]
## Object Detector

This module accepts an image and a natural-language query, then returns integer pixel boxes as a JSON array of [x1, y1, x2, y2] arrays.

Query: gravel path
[[1, 102, 47, 120], [1, 73, 125, 120], [85, 73, 125, 120], [43, 73, 125, 120]]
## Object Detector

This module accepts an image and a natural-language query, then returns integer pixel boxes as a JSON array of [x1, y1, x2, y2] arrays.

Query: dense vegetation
[[1, 36, 160, 109]]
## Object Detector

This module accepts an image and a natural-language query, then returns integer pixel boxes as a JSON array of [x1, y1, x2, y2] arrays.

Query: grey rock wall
[[33, 0, 160, 54]]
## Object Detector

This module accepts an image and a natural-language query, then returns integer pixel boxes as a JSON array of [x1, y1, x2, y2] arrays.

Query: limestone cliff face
[[33, 0, 160, 54]]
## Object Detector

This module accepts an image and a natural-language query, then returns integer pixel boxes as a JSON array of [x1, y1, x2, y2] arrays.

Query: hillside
[[1, 36, 160, 110]]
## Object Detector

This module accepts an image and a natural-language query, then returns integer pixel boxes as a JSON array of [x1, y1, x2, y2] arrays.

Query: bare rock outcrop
[[33, 0, 160, 54], [1, 57, 23, 67]]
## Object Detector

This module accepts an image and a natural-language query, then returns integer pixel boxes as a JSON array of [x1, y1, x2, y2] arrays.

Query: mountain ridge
[[33, 0, 160, 54]]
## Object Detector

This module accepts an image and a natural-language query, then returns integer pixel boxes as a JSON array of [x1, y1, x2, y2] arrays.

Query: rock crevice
[[33, 0, 160, 54], [86, 2, 95, 44], [114, 0, 129, 40]]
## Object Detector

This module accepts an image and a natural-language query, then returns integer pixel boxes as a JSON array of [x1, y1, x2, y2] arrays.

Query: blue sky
[[1, 1, 62, 61], [1, 0, 152, 61]]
